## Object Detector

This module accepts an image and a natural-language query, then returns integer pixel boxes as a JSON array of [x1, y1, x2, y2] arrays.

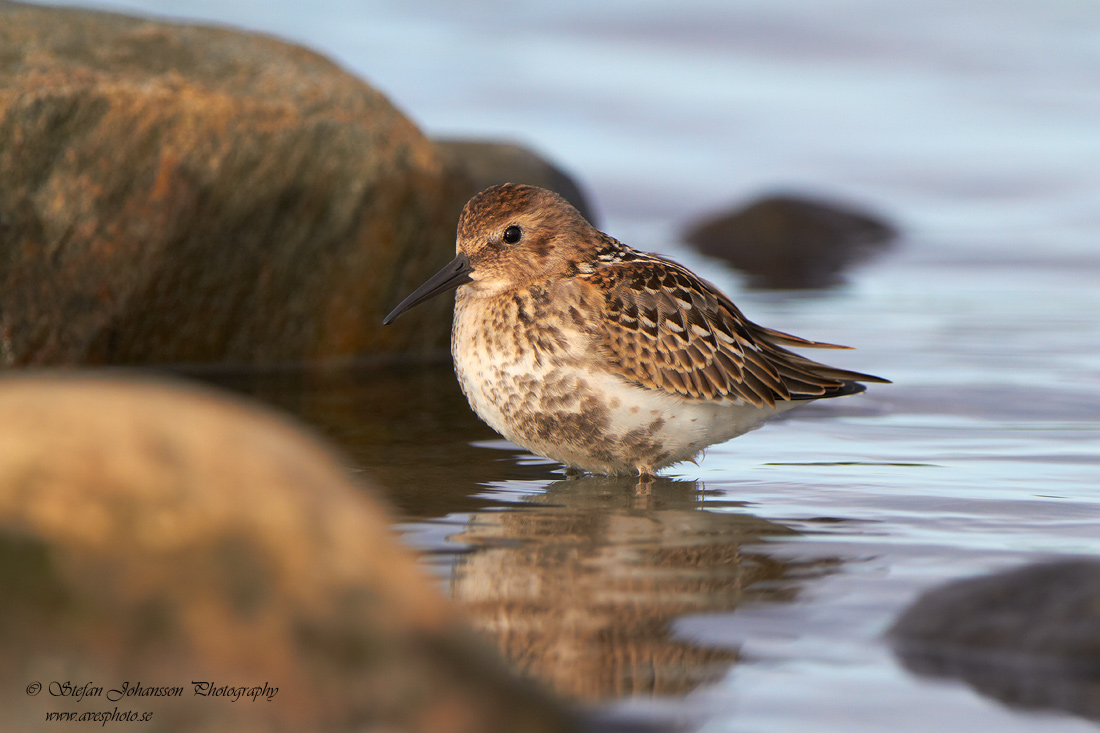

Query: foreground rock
[[0, 376, 576, 733], [682, 194, 896, 289], [0, 1, 466, 366], [889, 559, 1100, 722]]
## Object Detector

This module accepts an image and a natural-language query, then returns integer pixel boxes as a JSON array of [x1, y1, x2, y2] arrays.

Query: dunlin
[[385, 184, 887, 476]]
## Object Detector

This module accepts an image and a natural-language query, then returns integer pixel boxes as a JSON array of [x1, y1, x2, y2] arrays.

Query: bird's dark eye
[[502, 225, 522, 244]]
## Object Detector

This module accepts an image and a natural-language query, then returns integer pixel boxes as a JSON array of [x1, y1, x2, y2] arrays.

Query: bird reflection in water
[[447, 474, 841, 701]]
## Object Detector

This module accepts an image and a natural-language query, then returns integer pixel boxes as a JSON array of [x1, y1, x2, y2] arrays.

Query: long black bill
[[382, 252, 473, 325]]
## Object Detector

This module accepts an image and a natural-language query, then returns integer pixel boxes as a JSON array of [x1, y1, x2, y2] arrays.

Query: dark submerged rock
[[0, 375, 579, 733], [889, 559, 1100, 722], [436, 138, 598, 224], [0, 0, 468, 366], [682, 193, 897, 289]]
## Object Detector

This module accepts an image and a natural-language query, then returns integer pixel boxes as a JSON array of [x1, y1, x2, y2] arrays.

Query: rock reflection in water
[[448, 475, 840, 701], [194, 362, 553, 518]]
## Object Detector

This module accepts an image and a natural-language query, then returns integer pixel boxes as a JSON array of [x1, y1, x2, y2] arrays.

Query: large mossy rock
[[0, 1, 466, 366], [0, 375, 576, 733]]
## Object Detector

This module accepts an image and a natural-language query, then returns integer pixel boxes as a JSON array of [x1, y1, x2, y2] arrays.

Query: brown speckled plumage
[[582, 243, 880, 408]]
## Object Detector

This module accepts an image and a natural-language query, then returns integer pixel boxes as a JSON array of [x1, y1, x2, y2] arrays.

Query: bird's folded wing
[[585, 257, 887, 408]]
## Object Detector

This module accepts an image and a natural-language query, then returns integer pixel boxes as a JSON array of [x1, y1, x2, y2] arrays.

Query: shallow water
[[39, 0, 1100, 729], [201, 249, 1100, 730]]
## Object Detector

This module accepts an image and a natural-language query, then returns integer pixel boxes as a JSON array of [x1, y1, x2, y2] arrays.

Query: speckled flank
[[431, 183, 885, 475]]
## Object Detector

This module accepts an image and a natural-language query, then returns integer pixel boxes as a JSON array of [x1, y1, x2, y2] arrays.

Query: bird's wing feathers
[[584, 255, 887, 408]]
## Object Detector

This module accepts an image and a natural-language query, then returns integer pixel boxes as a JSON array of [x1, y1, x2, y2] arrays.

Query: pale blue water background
[[30, 1, 1100, 730]]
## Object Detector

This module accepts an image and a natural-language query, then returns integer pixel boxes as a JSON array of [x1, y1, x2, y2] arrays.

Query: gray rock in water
[[889, 559, 1100, 722], [682, 193, 897, 289], [436, 138, 597, 224]]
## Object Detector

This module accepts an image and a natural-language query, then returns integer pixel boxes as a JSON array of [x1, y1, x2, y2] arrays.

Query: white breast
[[450, 288, 798, 474]]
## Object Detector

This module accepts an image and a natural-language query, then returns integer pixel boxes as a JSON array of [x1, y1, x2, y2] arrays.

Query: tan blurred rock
[[0, 375, 576, 733], [0, 1, 469, 366]]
